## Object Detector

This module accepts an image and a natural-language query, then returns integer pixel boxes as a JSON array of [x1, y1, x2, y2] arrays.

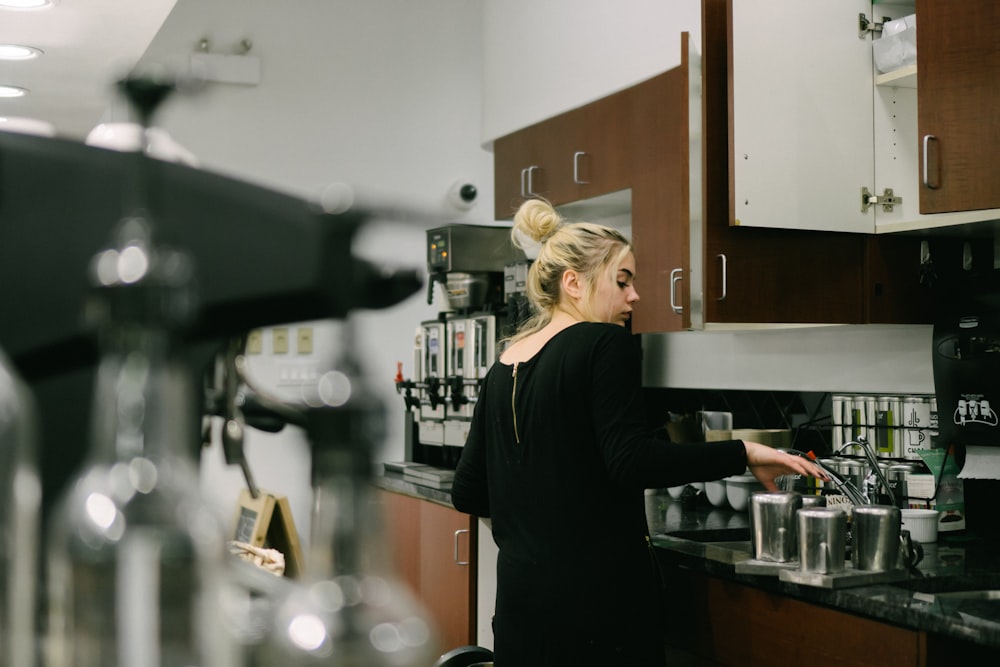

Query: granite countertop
[[374, 468, 455, 507], [645, 491, 1000, 649]]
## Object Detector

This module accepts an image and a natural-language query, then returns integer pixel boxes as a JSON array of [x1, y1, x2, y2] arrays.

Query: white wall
[[138, 0, 493, 542]]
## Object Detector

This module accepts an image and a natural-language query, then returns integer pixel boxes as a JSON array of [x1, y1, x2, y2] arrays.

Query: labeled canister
[[851, 396, 877, 448], [902, 396, 933, 459], [839, 458, 867, 497], [831, 394, 851, 450], [875, 395, 904, 458]]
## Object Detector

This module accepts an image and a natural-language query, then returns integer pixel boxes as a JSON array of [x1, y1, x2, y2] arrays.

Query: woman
[[451, 199, 826, 666]]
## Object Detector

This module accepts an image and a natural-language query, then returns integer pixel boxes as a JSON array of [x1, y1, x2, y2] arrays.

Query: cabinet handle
[[525, 166, 539, 197], [922, 134, 939, 190], [520, 168, 527, 198], [453, 528, 470, 566], [716, 254, 728, 302], [669, 268, 683, 314], [573, 151, 590, 184]]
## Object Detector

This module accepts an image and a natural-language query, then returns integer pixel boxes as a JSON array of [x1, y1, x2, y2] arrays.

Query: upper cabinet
[[916, 0, 1000, 215], [493, 93, 633, 219], [727, 0, 1000, 233], [492, 55, 691, 333]]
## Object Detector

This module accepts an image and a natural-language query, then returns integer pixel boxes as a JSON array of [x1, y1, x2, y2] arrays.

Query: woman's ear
[[561, 269, 583, 300]]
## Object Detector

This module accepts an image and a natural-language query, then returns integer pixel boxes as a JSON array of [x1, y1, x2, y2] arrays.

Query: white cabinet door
[[732, 0, 1000, 234], [731, 0, 875, 232]]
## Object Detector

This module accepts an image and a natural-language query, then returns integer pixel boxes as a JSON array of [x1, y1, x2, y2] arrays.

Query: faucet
[[786, 440, 891, 506]]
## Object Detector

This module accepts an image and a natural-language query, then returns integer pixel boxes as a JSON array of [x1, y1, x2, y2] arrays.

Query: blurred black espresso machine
[[395, 224, 528, 470]]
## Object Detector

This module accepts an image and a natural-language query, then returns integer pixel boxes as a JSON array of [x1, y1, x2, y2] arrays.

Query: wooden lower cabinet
[[687, 573, 918, 666], [378, 490, 477, 653], [673, 571, 996, 667]]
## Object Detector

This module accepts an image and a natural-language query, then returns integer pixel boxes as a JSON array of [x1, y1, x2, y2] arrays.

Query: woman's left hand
[[743, 441, 829, 491]]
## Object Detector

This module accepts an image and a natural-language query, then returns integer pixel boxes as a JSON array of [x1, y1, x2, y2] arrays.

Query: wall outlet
[[272, 327, 289, 354], [297, 327, 314, 355], [245, 329, 263, 354]]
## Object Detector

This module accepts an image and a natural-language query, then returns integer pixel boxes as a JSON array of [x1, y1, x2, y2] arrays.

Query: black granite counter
[[374, 469, 454, 508], [645, 491, 1000, 650]]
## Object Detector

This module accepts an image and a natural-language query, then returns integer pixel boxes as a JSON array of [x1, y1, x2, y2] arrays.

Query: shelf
[[875, 64, 917, 89]]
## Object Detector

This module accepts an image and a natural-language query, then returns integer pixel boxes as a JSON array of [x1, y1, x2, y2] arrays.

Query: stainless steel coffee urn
[[397, 225, 526, 467]]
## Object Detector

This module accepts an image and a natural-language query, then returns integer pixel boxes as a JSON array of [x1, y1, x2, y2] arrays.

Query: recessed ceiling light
[[0, 45, 42, 60], [0, 0, 57, 8], [0, 85, 27, 98]]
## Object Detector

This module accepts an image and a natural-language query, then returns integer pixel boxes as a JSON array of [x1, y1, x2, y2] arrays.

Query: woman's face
[[591, 250, 640, 326]]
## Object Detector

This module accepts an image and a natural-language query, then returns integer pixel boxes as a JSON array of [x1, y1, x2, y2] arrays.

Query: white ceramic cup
[[901, 508, 940, 543]]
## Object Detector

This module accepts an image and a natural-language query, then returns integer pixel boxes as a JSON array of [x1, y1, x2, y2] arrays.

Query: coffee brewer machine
[[397, 224, 526, 468]]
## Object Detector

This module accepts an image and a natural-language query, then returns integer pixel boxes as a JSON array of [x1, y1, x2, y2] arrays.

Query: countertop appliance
[[397, 224, 526, 469]]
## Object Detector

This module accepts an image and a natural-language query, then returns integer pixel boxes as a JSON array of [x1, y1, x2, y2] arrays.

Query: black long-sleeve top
[[451, 322, 748, 666]]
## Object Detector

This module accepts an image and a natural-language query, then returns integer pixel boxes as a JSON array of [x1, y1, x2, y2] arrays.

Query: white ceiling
[[0, 0, 177, 138]]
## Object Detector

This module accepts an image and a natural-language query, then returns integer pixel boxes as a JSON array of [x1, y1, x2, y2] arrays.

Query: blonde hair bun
[[511, 198, 563, 248]]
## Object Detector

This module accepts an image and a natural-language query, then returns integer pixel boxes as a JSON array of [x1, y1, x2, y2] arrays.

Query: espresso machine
[[397, 224, 525, 468], [0, 127, 422, 519]]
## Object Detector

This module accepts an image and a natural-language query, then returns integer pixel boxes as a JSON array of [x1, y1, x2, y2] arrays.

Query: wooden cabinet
[[493, 88, 633, 220], [726, 0, 1000, 233], [702, 0, 988, 326], [378, 490, 477, 653], [491, 6, 998, 331], [492, 43, 691, 333], [662, 567, 1000, 666], [672, 571, 997, 666], [916, 0, 1000, 214]]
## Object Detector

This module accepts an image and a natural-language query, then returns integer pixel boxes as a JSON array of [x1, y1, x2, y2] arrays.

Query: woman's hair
[[508, 198, 632, 341]]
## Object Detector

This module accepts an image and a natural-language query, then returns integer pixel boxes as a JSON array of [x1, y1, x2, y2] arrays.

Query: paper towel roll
[[958, 446, 1000, 480]]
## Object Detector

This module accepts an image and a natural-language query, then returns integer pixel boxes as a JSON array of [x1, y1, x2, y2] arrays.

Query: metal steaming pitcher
[[750, 491, 802, 562], [851, 505, 923, 571]]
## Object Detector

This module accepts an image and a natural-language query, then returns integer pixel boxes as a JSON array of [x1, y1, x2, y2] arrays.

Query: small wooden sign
[[232, 489, 304, 579]]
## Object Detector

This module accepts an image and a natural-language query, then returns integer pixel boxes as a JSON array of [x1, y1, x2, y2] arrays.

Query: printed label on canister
[[850, 396, 877, 450], [876, 396, 903, 458], [902, 396, 932, 459]]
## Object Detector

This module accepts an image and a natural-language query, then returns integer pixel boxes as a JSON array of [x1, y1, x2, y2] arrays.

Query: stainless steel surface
[[750, 491, 801, 563], [670, 267, 683, 314], [798, 507, 847, 574], [573, 151, 589, 184], [800, 495, 827, 509], [715, 253, 727, 302], [852, 505, 902, 572], [445, 272, 490, 310]]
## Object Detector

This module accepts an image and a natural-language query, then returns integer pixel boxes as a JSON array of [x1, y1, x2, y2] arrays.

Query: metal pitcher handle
[[899, 529, 924, 570]]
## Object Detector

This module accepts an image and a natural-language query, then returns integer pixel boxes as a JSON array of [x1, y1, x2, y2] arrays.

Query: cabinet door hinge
[[862, 187, 902, 213], [858, 13, 889, 39]]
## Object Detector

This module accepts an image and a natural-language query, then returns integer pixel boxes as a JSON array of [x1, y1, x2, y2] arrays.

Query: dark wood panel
[[689, 572, 921, 666], [418, 500, 476, 651], [631, 44, 690, 333], [378, 490, 421, 594], [917, 0, 1000, 213]]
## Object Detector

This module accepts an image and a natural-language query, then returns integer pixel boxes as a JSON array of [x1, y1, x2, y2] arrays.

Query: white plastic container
[[704, 479, 729, 508], [873, 14, 917, 74], [901, 508, 940, 543], [725, 473, 766, 511]]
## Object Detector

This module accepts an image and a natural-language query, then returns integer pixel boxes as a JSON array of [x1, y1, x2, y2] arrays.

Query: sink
[[663, 527, 751, 543]]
